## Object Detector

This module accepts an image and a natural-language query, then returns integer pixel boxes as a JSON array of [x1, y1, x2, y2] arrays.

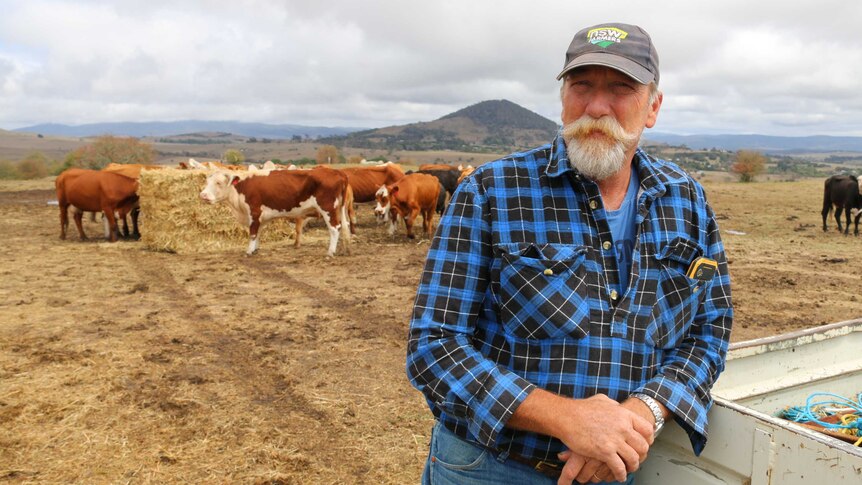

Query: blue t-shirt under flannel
[[606, 167, 640, 295], [406, 136, 733, 464]]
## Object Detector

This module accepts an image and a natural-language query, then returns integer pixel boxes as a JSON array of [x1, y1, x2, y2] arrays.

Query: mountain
[[12, 121, 360, 139], [327, 99, 559, 152], [643, 132, 862, 153]]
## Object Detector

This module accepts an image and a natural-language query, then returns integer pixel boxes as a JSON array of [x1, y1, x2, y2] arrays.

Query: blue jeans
[[421, 421, 634, 485]]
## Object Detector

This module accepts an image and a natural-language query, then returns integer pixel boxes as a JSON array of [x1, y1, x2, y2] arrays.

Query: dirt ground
[[1, 176, 860, 484]]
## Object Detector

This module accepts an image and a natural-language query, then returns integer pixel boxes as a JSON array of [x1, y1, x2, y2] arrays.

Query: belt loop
[[495, 449, 509, 463]]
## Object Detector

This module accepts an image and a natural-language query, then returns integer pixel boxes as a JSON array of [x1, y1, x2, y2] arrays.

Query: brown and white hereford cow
[[337, 162, 404, 232], [199, 166, 351, 256], [55, 168, 140, 242], [374, 173, 440, 239]]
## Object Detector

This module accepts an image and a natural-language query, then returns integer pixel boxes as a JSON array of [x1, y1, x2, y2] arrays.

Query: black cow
[[822, 174, 862, 235]]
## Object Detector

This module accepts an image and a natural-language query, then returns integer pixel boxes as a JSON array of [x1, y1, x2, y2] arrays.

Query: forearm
[[507, 387, 577, 439], [511, 388, 654, 483]]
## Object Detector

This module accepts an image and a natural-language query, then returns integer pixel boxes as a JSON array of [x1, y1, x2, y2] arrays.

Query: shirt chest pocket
[[495, 243, 591, 340], [649, 236, 713, 347]]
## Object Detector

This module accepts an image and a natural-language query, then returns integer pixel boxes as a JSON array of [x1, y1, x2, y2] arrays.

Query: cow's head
[[374, 184, 398, 220], [200, 171, 239, 203]]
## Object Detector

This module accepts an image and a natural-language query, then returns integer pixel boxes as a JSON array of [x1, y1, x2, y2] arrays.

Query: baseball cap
[[556, 23, 659, 85]]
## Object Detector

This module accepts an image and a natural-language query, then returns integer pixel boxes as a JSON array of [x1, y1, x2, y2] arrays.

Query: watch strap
[[631, 393, 665, 433]]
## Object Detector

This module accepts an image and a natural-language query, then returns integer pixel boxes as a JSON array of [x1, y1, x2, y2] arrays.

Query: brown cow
[[457, 165, 475, 184], [102, 163, 165, 237], [374, 173, 440, 239], [337, 162, 404, 232], [56, 168, 140, 242], [419, 163, 459, 172], [199, 166, 351, 256], [102, 163, 164, 179]]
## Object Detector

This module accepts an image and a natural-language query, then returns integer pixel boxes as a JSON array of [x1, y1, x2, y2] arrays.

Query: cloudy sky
[[1, 0, 860, 136]]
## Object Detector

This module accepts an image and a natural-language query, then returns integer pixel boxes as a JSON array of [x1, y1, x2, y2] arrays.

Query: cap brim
[[556, 52, 654, 84]]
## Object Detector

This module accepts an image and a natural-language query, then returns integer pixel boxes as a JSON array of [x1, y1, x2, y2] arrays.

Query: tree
[[223, 149, 245, 164], [316, 145, 340, 165], [730, 150, 766, 182], [63, 135, 155, 170], [17, 152, 50, 179]]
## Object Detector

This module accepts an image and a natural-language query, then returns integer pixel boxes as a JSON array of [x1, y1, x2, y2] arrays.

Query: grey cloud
[[0, 0, 860, 136]]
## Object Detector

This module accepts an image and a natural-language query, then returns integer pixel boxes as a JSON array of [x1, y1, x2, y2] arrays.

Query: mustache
[[561, 116, 635, 145]]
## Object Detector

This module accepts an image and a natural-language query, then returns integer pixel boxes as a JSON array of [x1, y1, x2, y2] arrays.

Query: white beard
[[562, 116, 640, 181]]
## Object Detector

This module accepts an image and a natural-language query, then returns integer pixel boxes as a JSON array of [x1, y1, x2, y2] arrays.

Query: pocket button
[[543, 268, 554, 276]]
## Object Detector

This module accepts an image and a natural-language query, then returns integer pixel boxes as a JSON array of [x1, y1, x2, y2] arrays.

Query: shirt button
[[589, 200, 598, 210], [602, 241, 612, 250], [543, 268, 554, 276], [610, 290, 619, 300]]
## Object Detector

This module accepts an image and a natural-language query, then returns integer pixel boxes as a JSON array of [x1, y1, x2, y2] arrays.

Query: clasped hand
[[556, 395, 654, 484]]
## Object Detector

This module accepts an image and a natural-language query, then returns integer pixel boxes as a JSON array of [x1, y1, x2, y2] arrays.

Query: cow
[[822, 174, 862, 235], [457, 165, 476, 184], [102, 162, 164, 179], [374, 173, 440, 239], [337, 162, 405, 232], [101, 163, 166, 238], [407, 169, 460, 215], [199, 166, 351, 256], [419, 163, 459, 172], [182, 159, 247, 171], [56, 168, 140, 242]]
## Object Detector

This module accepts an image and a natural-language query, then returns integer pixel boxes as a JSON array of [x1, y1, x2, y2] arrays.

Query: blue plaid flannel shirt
[[407, 135, 733, 462]]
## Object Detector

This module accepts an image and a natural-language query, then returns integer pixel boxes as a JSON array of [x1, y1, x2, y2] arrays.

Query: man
[[406, 22, 733, 485]]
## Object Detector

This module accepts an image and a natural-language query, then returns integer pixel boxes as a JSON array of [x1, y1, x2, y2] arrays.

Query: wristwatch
[[631, 393, 665, 435]]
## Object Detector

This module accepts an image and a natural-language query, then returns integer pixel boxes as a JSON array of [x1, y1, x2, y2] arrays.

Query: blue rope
[[779, 392, 862, 431]]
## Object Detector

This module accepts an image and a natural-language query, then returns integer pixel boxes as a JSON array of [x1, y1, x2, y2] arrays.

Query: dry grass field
[[0, 128, 504, 169], [1, 175, 860, 483]]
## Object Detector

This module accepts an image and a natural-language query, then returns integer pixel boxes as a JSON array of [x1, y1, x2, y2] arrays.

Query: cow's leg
[[387, 210, 398, 236], [822, 204, 830, 232], [317, 204, 341, 258], [103, 214, 111, 239], [246, 218, 261, 255], [853, 209, 862, 236], [131, 207, 140, 240], [835, 206, 843, 233], [340, 201, 351, 255], [325, 219, 339, 258], [843, 206, 852, 235], [293, 217, 303, 248], [423, 208, 434, 238], [72, 207, 87, 240], [59, 204, 69, 240], [120, 211, 130, 239], [404, 209, 417, 239], [102, 206, 119, 242]]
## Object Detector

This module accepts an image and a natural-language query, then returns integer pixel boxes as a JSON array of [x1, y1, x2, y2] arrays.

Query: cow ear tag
[[231, 177, 239, 186]]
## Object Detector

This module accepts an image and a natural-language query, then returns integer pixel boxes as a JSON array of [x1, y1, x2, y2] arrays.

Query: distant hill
[[12, 121, 360, 140], [643, 132, 862, 153], [327, 99, 560, 152]]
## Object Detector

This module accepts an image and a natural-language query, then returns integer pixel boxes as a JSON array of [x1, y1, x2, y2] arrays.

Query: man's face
[[561, 66, 660, 135], [560, 66, 662, 180]]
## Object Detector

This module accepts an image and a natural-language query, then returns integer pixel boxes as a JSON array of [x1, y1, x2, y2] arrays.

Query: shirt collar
[[545, 132, 667, 200]]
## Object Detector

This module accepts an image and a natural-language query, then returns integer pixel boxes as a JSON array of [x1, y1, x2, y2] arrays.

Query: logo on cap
[[587, 27, 628, 48]]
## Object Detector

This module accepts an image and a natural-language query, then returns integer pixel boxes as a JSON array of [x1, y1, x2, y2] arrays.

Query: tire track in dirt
[[239, 256, 410, 343], [123, 250, 329, 423]]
